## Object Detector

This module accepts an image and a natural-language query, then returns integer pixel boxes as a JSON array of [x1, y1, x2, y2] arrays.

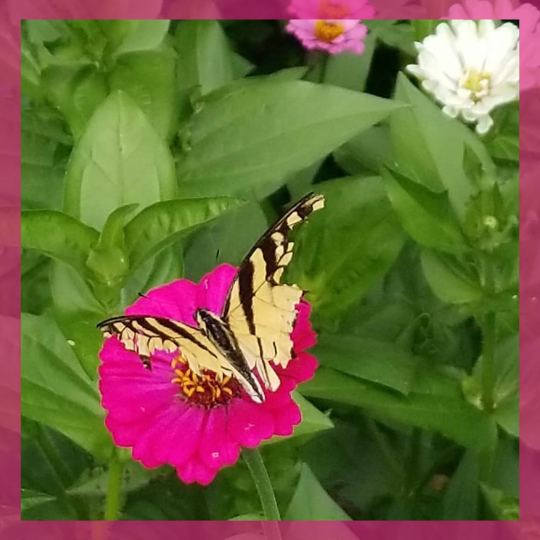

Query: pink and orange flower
[[98, 264, 318, 485]]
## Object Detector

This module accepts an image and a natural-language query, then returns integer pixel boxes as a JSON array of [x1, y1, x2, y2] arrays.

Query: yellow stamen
[[314, 20, 345, 43]]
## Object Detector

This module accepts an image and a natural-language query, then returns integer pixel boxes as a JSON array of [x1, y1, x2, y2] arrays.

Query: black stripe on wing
[[223, 192, 324, 318], [97, 315, 217, 369]]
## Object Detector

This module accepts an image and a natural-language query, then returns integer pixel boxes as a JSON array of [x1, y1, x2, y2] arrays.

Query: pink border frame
[[4, 0, 538, 535]]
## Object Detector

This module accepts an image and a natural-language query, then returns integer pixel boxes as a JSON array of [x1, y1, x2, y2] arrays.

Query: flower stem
[[481, 310, 496, 413], [243, 448, 282, 535], [481, 256, 497, 413], [104, 450, 124, 521]]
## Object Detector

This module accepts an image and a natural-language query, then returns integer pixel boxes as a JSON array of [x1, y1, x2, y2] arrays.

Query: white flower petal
[[476, 114, 494, 135]]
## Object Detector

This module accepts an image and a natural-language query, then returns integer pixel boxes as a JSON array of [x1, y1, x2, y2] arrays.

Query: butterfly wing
[[223, 192, 325, 391], [98, 315, 222, 371]]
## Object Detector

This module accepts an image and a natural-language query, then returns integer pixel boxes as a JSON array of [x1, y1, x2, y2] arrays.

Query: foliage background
[[20, 19, 519, 521]]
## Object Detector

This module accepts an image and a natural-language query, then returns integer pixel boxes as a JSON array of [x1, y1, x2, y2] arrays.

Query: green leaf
[[21, 489, 55, 512], [54, 310, 104, 380], [480, 483, 519, 520], [285, 463, 351, 520], [67, 461, 155, 497], [321, 35, 376, 92], [484, 102, 519, 162], [382, 166, 468, 253], [442, 452, 479, 520], [42, 63, 108, 140], [21, 210, 99, 279], [64, 91, 176, 231], [21, 314, 111, 459], [176, 80, 404, 196], [290, 176, 405, 320], [184, 199, 268, 281], [333, 125, 392, 176], [124, 197, 244, 271], [21, 111, 69, 210], [301, 367, 497, 452], [411, 20, 442, 41], [390, 73, 494, 218], [314, 334, 420, 395], [175, 20, 235, 96], [115, 20, 170, 55], [470, 335, 518, 436], [96, 204, 139, 250], [109, 49, 178, 140], [420, 250, 484, 304], [265, 393, 333, 445]]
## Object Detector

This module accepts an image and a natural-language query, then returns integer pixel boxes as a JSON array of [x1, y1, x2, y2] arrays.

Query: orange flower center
[[314, 20, 345, 43], [171, 357, 240, 408], [319, 0, 350, 19]]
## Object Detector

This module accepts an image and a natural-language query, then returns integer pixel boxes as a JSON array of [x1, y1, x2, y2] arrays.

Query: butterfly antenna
[[215, 249, 220, 264]]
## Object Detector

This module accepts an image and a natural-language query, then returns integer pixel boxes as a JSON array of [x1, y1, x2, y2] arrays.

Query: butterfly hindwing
[[223, 192, 325, 391]]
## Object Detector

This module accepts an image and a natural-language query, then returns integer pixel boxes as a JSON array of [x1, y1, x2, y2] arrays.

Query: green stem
[[104, 450, 124, 521], [319, 53, 330, 83], [481, 310, 496, 413], [243, 449, 282, 536], [481, 256, 497, 413]]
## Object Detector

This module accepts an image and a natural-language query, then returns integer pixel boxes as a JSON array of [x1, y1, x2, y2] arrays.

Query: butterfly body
[[98, 192, 325, 404]]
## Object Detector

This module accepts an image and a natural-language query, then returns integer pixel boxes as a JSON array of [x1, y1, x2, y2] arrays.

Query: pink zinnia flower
[[288, 0, 376, 18], [446, 0, 540, 90], [98, 264, 318, 485], [286, 19, 368, 55]]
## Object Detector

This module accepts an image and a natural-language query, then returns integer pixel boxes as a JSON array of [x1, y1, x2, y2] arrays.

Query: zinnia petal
[[98, 263, 319, 485]]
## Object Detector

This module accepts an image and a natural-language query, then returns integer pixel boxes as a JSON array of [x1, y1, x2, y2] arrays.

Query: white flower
[[406, 20, 519, 135]]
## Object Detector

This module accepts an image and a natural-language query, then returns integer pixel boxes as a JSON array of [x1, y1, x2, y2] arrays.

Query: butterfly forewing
[[223, 193, 325, 390]]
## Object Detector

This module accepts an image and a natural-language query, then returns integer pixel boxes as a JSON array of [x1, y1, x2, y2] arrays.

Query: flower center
[[171, 357, 240, 408], [319, 0, 350, 18], [460, 68, 491, 102], [314, 20, 345, 43]]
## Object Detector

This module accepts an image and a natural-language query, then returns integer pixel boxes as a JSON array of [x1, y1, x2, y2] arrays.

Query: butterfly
[[97, 192, 325, 404]]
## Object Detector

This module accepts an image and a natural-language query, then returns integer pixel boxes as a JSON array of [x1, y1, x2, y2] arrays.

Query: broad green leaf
[[124, 197, 244, 271], [333, 125, 392, 176], [21, 210, 99, 279], [229, 513, 265, 520], [21, 314, 111, 459], [469, 335, 518, 436], [285, 463, 352, 520], [301, 367, 497, 452], [21, 490, 55, 512], [64, 91, 176, 231], [21, 111, 69, 210], [411, 20, 442, 41], [265, 392, 334, 445], [315, 34, 376, 92], [421, 250, 484, 304], [50, 263, 106, 315], [480, 483, 519, 520], [122, 248, 184, 307], [175, 20, 235, 96], [22, 418, 92, 497], [183, 199, 268, 282], [42, 63, 108, 140], [382, 166, 468, 253], [390, 73, 494, 218], [116, 20, 170, 55], [109, 49, 178, 140], [67, 461, 155, 497], [442, 452, 479, 520], [484, 102, 519, 163], [290, 176, 405, 320], [176, 80, 404, 196], [54, 310, 104, 380], [314, 334, 420, 395], [96, 204, 139, 250]]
